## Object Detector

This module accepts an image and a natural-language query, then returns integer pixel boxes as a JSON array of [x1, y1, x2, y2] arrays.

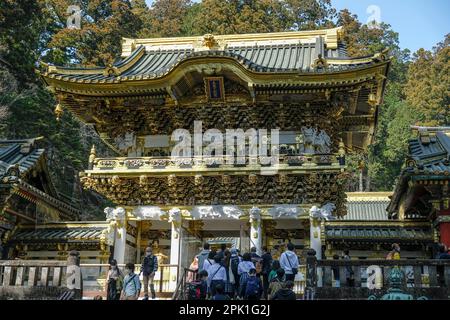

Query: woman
[[223, 249, 234, 297], [237, 253, 255, 298], [106, 259, 123, 300], [268, 260, 281, 283], [187, 255, 199, 282]]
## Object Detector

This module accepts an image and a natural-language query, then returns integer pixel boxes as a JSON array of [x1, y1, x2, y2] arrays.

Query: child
[[212, 283, 230, 300], [199, 270, 208, 300], [243, 268, 263, 300], [268, 268, 285, 300]]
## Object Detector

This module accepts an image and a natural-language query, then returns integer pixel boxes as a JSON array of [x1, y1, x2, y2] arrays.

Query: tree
[[404, 35, 450, 126], [146, 0, 192, 37], [44, 0, 142, 66]]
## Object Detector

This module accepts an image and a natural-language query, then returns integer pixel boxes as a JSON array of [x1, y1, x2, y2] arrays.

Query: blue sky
[[145, 0, 449, 52], [332, 0, 449, 52]]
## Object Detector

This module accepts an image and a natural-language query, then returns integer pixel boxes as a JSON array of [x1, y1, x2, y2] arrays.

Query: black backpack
[[230, 256, 240, 275]]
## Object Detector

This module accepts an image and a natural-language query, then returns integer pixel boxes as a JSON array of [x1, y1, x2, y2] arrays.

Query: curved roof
[[41, 29, 388, 85]]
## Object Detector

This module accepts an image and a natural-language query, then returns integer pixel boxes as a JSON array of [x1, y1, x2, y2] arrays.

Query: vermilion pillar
[[438, 209, 450, 247]]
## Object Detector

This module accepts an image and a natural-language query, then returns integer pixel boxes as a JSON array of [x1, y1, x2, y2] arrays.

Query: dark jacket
[[272, 288, 296, 300], [261, 252, 273, 275], [141, 254, 158, 276]]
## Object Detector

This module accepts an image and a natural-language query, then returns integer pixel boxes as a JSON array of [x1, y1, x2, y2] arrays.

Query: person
[[203, 250, 216, 274], [211, 283, 230, 300], [268, 260, 281, 282], [199, 270, 209, 299], [280, 243, 299, 281], [141, 246, 158, 300], [272, 280, 296, 300], [188, 270, 208, 300], [229, 248, 242, 297], [237, 253, 255, 298], [343, 250, 354, 287], [187, 255, 199, 283], [268, 268, 285, 300], [120, 263, 141, 300], [93, 295, 103, 300], [332, 254, 340, 288], [216, 243, 227, 263], [198, 243, 211, 273], [207, 255, 227, 297], [106, 259, 123, 300], [261, 247, 273, 299], [243, 268, 263, 300], [386, 243, 401, 260], [437, 243, 450, 259], [250, 247, 263, 275], [223, 249, 234, 297]]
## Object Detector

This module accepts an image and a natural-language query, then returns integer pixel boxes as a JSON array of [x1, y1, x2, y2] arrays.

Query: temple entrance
[[264, 219, 309, 261], [180, 219, 249, 269]]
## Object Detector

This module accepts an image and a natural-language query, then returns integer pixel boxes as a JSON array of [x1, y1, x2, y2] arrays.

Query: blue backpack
[[244, 276, 260, 298]]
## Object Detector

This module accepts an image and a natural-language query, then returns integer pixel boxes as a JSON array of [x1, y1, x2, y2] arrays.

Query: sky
[[331, 0, 449, 52], [145, 0, 449, 52]]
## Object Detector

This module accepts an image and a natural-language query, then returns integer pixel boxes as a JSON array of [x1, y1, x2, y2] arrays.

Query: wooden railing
[[304, 253, 450, 299], [0, 260, 76, 300], [0, 260, 178, 299]]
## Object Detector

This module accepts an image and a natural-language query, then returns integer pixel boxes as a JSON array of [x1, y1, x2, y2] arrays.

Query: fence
[[304, 252, 450, 299], [0, 260, 178, 299]]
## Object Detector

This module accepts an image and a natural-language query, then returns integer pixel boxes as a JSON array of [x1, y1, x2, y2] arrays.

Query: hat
[[230, 248, 237, 255]]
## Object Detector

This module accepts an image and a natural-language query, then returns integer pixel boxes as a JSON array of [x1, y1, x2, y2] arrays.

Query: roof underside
[[10, 226, 106, 243]]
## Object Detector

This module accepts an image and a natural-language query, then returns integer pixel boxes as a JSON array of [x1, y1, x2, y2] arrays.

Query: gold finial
[[88, 145, 96, 169], [54, 103, 63, 121]]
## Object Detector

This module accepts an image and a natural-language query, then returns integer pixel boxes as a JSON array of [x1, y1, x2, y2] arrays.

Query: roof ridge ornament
[[194, 34, 227, 51]]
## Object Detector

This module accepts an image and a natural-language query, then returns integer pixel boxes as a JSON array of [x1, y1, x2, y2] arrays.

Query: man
[[216, 243, 227, 264], [197, 243, 211, 273], [343, 250, 354, 287], [261, 247, 273, 300], [120, 263, 141, 300], [280, 243, 299, 281], [250, 247, 263, 276], [141, 247, 158, 300], [272, 280, 296, 300], [212, 283, 230, 300]]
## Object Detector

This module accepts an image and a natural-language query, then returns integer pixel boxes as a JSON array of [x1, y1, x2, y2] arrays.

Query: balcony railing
[[90, 154, 343, 172]]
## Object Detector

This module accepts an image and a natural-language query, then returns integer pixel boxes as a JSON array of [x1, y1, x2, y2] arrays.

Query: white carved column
[[168, 208, 182, 291], [309, 203, 336, 287], [249, 207, 262, 256], [105, 207, 127, 264]]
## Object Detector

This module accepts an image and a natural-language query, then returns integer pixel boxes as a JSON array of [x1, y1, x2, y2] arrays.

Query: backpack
[[230, 256, 240, 275], [245, 276, 260, 298], [187, 281, 203, 300]]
